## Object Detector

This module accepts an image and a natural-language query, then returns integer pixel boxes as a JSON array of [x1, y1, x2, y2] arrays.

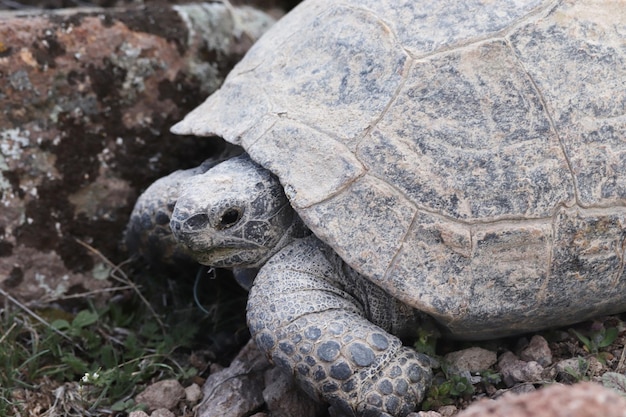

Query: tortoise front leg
[[247, 237, 433, 417]]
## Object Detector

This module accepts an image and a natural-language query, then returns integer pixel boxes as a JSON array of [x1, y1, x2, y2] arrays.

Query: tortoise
[[129, 0, 626, 415]]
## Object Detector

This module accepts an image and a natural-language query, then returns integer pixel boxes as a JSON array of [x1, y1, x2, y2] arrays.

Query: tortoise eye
[[217, 208, 242, 229]]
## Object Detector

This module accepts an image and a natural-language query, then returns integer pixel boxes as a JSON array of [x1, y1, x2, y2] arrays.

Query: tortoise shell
[[173, 0, 626, 338]]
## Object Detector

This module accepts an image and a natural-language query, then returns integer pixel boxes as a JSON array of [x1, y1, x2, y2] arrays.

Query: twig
[[39, 285, 136, 303], [0, 287, 86, 353], [74, 238, 166, 332], [0, 321, 17, 344]]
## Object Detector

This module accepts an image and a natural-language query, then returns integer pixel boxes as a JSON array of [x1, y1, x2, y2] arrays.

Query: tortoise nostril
[[184, 213, 209, 230]]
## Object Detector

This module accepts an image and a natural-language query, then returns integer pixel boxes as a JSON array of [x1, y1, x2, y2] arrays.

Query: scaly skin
[[133, 155, 435, 416], [248, 236, 433, 416]]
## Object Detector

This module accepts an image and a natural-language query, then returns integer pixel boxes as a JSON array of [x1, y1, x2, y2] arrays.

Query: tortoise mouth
[[193, 246, 241, 267], [172, 226, 265, 267]]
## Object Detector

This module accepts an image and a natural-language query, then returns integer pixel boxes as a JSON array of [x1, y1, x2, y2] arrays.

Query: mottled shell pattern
[[173, 0, 626, 337]]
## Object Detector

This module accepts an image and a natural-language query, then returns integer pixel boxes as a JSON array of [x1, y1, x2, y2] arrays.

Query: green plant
[[479, 369, 502, 385], [571, 325, 618, 354], [413, 321, 440, 357], [0, 286, 201, 415], [571, 324, 619, 364], [562, 356, 590, 382], [422, 373, 475, 409]]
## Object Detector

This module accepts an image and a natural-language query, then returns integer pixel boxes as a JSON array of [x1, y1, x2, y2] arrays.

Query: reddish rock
[[520, 335, 552, 367], [0, 4, 276, 302], [456, 382, 626, 417]]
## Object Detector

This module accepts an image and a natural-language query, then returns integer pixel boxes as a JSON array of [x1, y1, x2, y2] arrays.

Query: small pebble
[[445, 347, 498, 373], [520, 335, 552, 367], [437, 405, 458, 417], [413, 412, 442, 417], [151, 409, 175, 417], [135, 379, 185, 411], [185, 383, 203, 403], [498, 352, 543, 386]]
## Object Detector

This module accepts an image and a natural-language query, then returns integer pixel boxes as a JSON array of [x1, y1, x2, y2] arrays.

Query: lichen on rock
[[0, 3, 277, 302]]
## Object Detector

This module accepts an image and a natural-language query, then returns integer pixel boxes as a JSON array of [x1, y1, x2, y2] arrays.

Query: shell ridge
[[392, 1, 558, 62], [503, 36, 582, 207], [355, 58, 415, 154]]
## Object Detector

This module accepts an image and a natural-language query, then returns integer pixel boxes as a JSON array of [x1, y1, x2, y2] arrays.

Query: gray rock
[[413, 412, 442, 417], [150, 409, 175, 417], [556, 357, 589, 383], [444, 347, 498, 373], [437, 405, 458, 417], [196, 340, 269, 417], [135, 379, 185, 412], [520, 335, 552, 367], [498, 352, 543, 387], [263, 366, 325, 417], [184, 383, 203, 403]]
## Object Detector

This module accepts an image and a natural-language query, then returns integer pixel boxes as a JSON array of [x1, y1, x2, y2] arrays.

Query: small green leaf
[[100, 344, 117, 369], [571, 329, 592, 350], [62, 354, 88, 374], [599, 327, 619, 348], [72, 310, 99, 329], [51, 319, 71, 330], [111, 398, 135, 412]]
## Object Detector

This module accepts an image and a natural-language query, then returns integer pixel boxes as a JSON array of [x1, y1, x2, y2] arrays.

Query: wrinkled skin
[[147, 154, 434, 416]]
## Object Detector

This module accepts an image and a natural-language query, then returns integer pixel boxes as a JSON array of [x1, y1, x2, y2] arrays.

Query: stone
[[413, 412, 442, 417], [444, 347, 498, 373], [196, 340, 270, 417], [556, 357, 589, 383], [437, 405, 458, 417], [135, 379, 185, 412], [498, 352, 543, 387], [520, 335, 552, 367], [184, 383, 203, 403], [456, 382, 626, 417], [150, 409, 175, 417], [0, 3, 276, 303], [263, 365, 325, 417], [129, 412, 149, 417]]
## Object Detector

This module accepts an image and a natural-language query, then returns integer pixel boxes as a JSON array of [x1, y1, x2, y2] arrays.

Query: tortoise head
[[170, 154, 301, 268]]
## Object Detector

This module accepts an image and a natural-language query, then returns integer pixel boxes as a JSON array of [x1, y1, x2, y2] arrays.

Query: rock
[[263, 365, 324, 417], [185, 383, 203, 403], [150, 409, 175, 417], [507, 383, 536, 395], [196, 339, 326, 417], [413, 412, 442, 417], [456, 382, 626, 417], [437, 405, 458, 417], [498, 352, 543, 387], [135, 379, 185, 412], [444, 347, 498, 373], [520, 335, 552, 367], [587, 355, 605, 377], [556, 357, 589, 382], [129, 412, 149, 417], [196, 340, 270, 417], [0, 3, 276, 303]]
